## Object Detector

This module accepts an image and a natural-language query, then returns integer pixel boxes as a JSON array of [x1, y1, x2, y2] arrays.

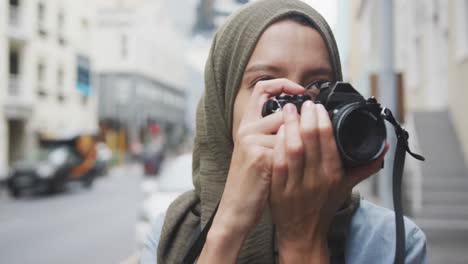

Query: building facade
[[346, 0, 467, 167], [344, 1, 468, 246], [448, 0, 468, 165], [0, 0, 98, 179], [93, 0, 189, 151], [0, 0, 8, 178]]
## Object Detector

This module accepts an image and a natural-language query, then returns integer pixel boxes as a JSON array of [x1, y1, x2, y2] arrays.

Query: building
[[0, 0, 98, 178], [0, 0, 8, 179], [448, 0, 468, 167], [344, 1, 468, 261], [93, 0, 190, 153]]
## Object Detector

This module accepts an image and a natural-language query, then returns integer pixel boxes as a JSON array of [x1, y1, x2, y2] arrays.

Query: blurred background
[[0, 0, 467, 263]]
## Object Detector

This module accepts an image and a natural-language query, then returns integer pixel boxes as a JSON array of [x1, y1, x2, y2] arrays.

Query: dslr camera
[[262, 81, 387, 168]]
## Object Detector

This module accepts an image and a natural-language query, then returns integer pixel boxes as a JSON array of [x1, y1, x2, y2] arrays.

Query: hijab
[[158, 1, 359, 263]]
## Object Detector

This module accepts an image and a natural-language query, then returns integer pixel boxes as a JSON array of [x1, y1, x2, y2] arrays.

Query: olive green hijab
[[157, 0, 358, 263]]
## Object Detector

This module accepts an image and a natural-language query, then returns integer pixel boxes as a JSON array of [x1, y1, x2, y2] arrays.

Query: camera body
[[262, 82, 386, 167]]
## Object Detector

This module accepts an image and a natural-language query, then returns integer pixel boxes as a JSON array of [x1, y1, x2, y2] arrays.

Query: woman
[[141, 0, 427, 263]]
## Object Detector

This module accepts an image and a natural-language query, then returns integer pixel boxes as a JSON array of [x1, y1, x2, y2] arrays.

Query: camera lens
[[333, 103, 386, 167]]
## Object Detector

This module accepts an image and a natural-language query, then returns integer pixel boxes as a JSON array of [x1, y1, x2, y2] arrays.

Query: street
[[1, 159, 467, 264], [0, 164, 143, 264]]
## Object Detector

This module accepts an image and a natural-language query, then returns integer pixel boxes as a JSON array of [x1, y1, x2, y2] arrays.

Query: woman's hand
[[199, 79, 304, 263], [270, 101, 387, 263]]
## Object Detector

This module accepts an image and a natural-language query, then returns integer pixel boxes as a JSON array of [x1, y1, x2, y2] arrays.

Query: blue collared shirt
[[140, 199, 427, 263]]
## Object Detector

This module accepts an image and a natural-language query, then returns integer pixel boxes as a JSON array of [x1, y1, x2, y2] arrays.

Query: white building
[[0, 0, 8, 178], [345, 1, 468, 244], [0, 0, 98, 179], [93, 0, 191, 148]]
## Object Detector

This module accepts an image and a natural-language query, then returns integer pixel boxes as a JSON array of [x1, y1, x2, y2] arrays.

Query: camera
[[262, 81, 387, 167]]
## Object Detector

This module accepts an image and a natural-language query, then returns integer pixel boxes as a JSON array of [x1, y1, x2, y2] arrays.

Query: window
[[9, 0, 20, 27], [37, 62, 46, 96], [57, 67, 65, 102], [454, 0, 468, 62], [58, 9, 65, 45], [121, 34, 128, 59], [9, 49, 19, 75], [8, 49, 20, 95], [37, 2, 46, 36]]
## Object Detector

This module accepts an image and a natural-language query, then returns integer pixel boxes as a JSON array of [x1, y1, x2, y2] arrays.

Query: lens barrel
[[332, 102, 386, 167]]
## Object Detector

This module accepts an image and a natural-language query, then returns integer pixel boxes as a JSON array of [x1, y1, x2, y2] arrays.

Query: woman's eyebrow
[[304, 66, 333, 77], [245, 64, 282, 74], [245, 64, 332, 77]]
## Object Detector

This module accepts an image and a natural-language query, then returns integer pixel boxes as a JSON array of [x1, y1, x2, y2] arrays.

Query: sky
[[301, 0, 338, 30]]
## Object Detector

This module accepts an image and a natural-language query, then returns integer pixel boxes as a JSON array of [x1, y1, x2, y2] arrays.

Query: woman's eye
[[305, 80, 329, 100], [305, 79, 329, 89], [251, 76, 273, 87]]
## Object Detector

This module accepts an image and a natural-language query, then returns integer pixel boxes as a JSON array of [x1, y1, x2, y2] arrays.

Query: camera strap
[[181, 202, 219, 264], [381, 107, 425, 264]]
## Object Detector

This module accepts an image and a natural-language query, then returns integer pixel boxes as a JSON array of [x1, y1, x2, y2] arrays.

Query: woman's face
[[232, 19, 333, 141]]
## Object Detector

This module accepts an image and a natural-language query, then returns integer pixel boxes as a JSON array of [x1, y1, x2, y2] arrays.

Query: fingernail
[[284, 103, 295, 113], [303, 100, 313, 108], [316, 104, 326, 113]]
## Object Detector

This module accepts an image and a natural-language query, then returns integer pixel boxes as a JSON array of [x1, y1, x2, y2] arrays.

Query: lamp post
[[377, 0, 397, 209]]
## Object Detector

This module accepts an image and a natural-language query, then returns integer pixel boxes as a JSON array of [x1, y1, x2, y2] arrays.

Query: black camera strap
[[181, 108, 425, 264], [381, 108, 425, 264], [181, 202, 219, 264]]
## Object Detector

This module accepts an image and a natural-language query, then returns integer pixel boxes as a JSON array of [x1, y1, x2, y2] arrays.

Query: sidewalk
[[0, 179, 8, 200], [418, 221, 468, 264]]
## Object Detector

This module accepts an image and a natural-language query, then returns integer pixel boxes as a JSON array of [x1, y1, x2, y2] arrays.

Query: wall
[[448, 0, 468, 165], [25, 0, 97, 136], [0, 0, 7, 178]]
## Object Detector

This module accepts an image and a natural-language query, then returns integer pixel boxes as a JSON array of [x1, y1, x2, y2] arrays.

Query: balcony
[[4, 74, 33, 119], [8, 5, 30, 42]]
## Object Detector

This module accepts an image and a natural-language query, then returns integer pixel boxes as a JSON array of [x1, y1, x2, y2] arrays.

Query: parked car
[[136, 153, 192, 248], [7, 134, 99, 197]]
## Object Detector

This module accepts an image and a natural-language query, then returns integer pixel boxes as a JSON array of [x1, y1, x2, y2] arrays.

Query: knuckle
[[300, 124, 318, 139], [324, 167, 342, 186], [236, 127, 248, 142], [286, 142, 304, 157], [249, 147, 267, 162], [273, 160, 287, 172], [319, 125, 333, 137], [238, 133, 252, 146], [327, 174, 340, 186]]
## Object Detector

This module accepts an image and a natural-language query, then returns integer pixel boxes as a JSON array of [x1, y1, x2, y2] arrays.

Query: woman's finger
[[257, 78, 305, 95], [271, 125, 287, 197], [300, 101, 320, 167], [243, 134, 278, 149], [242, 111, 284, 135], [346, 143, 389, 188], [243, 79, 305, 123], [283, 103, 305, 190], [316, 104, 341, 171]]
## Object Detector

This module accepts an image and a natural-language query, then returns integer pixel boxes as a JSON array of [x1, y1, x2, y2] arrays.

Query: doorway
[[7, 119, 26, 165]]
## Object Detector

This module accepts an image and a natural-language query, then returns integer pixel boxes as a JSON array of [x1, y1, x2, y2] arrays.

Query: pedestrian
[[140, 0, 427, 263]]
